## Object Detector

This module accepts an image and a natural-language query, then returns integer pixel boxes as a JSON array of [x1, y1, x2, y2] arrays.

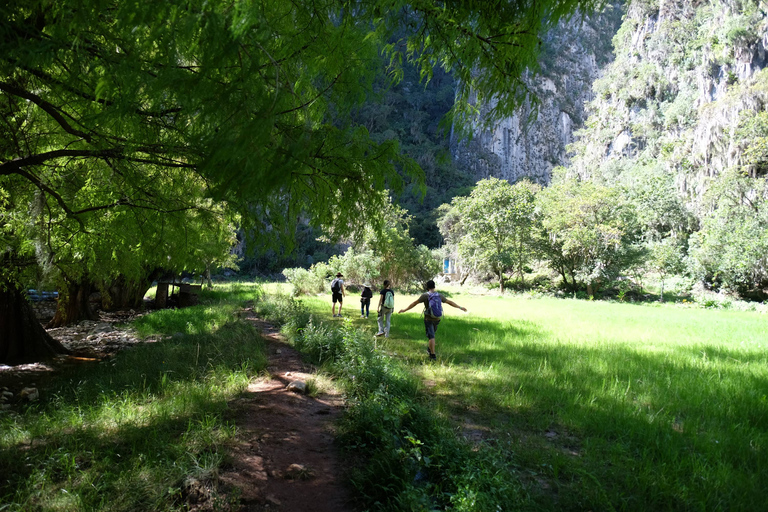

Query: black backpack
[[331, 278, 341, 293]]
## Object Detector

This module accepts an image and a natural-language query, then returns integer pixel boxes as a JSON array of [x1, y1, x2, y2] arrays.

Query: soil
[[0, 308, 355, 512], [218, 313, 354, 511]]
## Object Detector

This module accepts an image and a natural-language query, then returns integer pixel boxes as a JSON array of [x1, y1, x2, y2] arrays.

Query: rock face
[[568, 0, 768, 205], [451, 5, 624, 184]]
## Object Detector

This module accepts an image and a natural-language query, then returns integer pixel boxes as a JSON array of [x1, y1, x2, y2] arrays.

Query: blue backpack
[[426, 292, 443, 320]]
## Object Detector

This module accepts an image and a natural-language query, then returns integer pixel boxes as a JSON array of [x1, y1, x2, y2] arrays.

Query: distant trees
[[438, 175, 643, 295], [688, 169, 768, 296], [536, 173, 643, 294], [438, 178, 538, 292], [284, 199, 441, 294]]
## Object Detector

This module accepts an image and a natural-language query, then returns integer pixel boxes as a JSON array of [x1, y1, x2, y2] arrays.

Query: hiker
[[360, 282, 373, 318], [330, 272, 346, 317], [375, 280, 395, 337], [398, 279, 467, 360]]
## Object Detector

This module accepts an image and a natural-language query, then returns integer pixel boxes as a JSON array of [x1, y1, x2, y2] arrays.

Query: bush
[[282, 267, 326, 296]]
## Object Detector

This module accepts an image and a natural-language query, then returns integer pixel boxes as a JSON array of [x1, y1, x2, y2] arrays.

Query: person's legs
[[425, 321, 438, 358], [365, 302, 370, 317], [361, 301, 365, 317], [377, 311, 385, 335], [383, 310, 392, 336], [332, 293, 343, 316]]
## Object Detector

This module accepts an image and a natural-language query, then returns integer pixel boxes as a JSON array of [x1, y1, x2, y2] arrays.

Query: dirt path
[[220, 315, 354, 512]]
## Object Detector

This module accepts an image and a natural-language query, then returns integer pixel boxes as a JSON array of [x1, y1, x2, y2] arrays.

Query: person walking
[[375, 280, 395, 337], [360, 282, 373, 318], [330, 272, 346, 317], [398, 279, 466, 361]]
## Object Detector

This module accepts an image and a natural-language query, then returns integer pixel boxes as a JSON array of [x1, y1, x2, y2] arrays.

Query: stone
[[20, 387, 39, 401], [284, 463, 314, 480], [286, 380, 306, 394]]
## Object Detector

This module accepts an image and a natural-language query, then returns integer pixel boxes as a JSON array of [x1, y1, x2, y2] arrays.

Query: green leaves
[[536, 172, 643, 291], [439, 177, 539, 291]]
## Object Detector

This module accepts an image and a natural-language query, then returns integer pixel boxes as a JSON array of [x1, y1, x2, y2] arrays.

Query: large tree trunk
[[0, 283, 70, 364], [47, 280, 99, 328], [103, 275, 152, 311]]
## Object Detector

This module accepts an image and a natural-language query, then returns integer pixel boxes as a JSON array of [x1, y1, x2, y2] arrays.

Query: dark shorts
[[424, 319, 440, 339], [332, 292, 343, 303]]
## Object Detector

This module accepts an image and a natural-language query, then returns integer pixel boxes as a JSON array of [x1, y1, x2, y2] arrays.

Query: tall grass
[[0, 282, 267, 512], [298, 291, 768, 511]]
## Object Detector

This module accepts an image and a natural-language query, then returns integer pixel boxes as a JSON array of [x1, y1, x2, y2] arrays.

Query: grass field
[[299, 288, 768, 510], [0, 283, 267, 512], [2, 282, 765, 511]]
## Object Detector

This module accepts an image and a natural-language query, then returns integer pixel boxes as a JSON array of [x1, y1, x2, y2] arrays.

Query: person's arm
[[377, 293, 383, 312], [341, 283, 346, 297], [398, 298, 422, 314], [443, 298, 467, 312]]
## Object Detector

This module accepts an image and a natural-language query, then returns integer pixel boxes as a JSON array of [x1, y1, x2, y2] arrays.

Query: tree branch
[[0, 81, 92, 142]]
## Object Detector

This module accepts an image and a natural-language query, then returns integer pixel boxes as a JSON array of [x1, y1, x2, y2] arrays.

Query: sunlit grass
[[301, 288, 768, 510]]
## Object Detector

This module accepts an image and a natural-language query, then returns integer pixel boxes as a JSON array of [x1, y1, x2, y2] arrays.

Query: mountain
[[450, 4, 625, 185], [569, 0, 768, 209]]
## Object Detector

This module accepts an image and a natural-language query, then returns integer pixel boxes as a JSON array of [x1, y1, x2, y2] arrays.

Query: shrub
[[282, 267, 325, 296]]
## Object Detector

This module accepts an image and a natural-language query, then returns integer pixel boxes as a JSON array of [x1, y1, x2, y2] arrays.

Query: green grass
[[0, 282, 267, 512], [300, 290, 768, 511]]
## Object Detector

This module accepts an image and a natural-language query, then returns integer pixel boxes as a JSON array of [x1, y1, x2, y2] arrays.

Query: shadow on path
[[220, 313, 354, 511]]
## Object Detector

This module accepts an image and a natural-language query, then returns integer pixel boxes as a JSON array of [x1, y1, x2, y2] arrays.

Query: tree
[[1, 0, 602, 362], [536, 172, 643, 294], [439, 178, 538, 292], [646, 237, 685, 301], [353, 198, 441, 289], [473, 179, 534, 291], [688, 169, 768, 298]]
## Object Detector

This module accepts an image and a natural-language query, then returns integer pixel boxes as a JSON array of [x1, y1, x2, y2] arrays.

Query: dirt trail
[[220, 315, 354, 511]]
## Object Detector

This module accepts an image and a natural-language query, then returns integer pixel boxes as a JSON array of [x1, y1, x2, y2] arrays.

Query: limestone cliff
[[450, 5, 624, 185], [568, 0, 768, 207]]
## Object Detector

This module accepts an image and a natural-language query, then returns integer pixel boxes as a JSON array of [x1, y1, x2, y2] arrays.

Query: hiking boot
[[374, 332, 385, 337], [429, 352, 437, 361]]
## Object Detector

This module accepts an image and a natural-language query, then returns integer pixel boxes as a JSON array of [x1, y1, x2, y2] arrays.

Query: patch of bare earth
[[219, 314, 354, 511]]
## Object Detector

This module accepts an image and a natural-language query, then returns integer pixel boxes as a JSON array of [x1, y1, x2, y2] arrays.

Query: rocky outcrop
[[451, 5, 624, 184], [568, 0, 768, 205]]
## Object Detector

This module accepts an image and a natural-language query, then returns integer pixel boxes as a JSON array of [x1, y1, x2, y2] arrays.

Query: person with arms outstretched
[[399, 279, 466, 360]]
